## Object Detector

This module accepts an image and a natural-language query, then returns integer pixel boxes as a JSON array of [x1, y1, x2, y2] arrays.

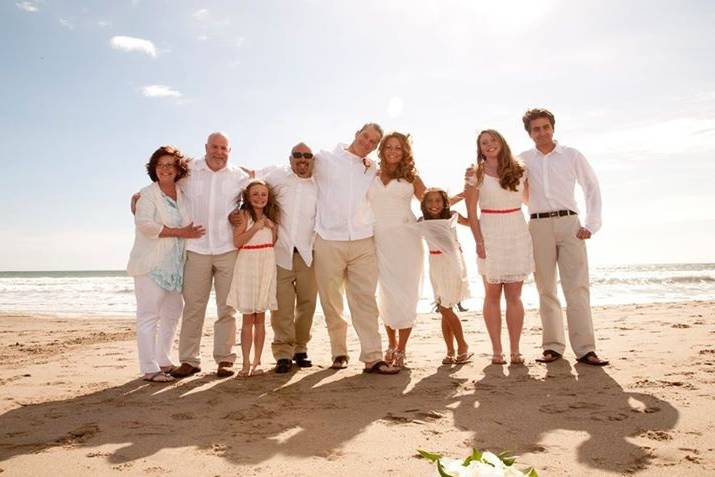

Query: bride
[[367, 132, 426, 368]]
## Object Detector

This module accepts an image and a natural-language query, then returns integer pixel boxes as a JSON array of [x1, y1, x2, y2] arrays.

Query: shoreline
[[2, 298, 713, 321], [0, 301, 713, 475]]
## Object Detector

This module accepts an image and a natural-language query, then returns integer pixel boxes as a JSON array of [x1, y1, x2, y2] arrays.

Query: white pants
[[134, 275, 183, 374]]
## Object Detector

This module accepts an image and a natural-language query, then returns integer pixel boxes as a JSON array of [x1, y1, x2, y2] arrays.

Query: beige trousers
[[314, 236, 381, 363], [179, 250, 238, 367], [271, 252, 318, 361], [529, 215, 595, 358]]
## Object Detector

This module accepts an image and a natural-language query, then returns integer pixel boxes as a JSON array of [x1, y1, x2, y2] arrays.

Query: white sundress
[[418, 213, 470, 308], [226, 218, 278, 314], [476, 175, 534, 284], [367, 177, 424, 329]]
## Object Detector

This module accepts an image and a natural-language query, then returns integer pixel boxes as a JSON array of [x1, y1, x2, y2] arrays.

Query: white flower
[[503, 467, 528, 477], [481, 452, 506, 469]]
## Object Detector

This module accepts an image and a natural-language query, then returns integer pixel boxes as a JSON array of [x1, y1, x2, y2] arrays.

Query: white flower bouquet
[[418, 449, 538, 477]]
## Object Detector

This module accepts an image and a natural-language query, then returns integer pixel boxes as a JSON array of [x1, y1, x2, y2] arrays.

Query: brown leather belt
[[530, 210, 577, 219]]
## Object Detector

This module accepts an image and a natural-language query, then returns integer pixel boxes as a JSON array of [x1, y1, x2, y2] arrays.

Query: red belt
[[481, 208, 520, 214], [429, 250, 442, 255], [240, 243, 273, 250]]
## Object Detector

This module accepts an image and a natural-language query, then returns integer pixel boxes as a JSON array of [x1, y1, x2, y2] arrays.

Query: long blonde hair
[[474, 129, 524, 192], [377, 132, 417, 183], [238, 179, 280, 224]]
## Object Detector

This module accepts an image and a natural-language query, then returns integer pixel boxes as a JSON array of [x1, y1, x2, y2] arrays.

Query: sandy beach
[[0, 301, 713, 476]]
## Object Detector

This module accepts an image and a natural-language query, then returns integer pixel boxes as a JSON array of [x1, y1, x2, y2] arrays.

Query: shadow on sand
[[0, 361, 677, 473]]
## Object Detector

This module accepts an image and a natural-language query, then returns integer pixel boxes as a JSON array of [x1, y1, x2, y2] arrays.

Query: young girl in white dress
[[465, 129, 533, 365], [226, 179, 279, 377], [418, 188, 473, 365]]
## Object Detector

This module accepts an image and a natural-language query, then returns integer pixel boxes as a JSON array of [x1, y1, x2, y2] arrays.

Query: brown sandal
[[330, 356, 349, 370], [535, 350, 562, 363], [576, 351, 609, 366]]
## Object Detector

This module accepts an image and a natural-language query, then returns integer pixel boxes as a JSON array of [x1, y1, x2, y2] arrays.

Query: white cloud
[[98, 20, 111, 28], [197, 35, 208, 41], [141, 85, 182, 98], [16, 1, 38, 12], [59, 18, 74, 30], [109, 36, 157, 57], [193, 9, 209, 20], [236, 37, 245, 48], [387, 97, 404, 118]]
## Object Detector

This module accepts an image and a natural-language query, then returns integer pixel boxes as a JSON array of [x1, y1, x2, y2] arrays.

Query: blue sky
[[1, 0, 714, 270]]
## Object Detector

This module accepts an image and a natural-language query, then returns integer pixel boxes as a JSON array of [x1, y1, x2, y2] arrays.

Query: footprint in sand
[[58, 423, 99, 444], [170, 412, 195, 421], [210, 443, 229, 455], [568, 401, 604, 410], [381, 413, 412, 424], [86, 451, 111, 458], [143, 466, 169, 474], [640, 430, 673, 441], [112, 463, 134, 471]]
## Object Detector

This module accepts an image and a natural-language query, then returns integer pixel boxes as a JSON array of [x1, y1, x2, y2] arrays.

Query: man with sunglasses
[[231, 143, 319, 373]]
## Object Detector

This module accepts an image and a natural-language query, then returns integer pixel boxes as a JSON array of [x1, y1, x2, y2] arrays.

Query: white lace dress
[[367, 177, 424, 329], [477, 175, 534, 284], [226, 219, 278, 314], [419, 213, 471, 308]]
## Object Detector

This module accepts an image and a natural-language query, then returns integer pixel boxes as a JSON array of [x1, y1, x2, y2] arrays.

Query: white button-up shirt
[[180, 158, 250, 255], [258, 165, 317, 270], [519, 143, 602, 234], [313, 144, 377, 241]]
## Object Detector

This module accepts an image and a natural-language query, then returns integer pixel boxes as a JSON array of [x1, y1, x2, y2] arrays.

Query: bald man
[[171, 132, 251, 378]]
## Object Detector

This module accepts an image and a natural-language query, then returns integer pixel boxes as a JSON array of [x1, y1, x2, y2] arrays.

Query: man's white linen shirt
[[181, 158, 250, 255], [313, 144, 377, 241], [258, 165, 317, 270], [519, 143, 602, 234]]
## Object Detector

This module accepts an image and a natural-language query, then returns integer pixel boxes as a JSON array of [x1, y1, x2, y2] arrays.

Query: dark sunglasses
[[291, 152, 314, 159]]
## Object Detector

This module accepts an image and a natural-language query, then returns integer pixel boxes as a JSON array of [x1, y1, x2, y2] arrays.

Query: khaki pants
[[271, 252, 318, 361], [314, 236, 381, 363], [179, 250, 238, 367], [529, 215, 595, 358]]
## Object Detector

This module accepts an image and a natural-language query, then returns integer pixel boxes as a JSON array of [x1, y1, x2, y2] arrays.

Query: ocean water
[[0, 263, 713, 318]]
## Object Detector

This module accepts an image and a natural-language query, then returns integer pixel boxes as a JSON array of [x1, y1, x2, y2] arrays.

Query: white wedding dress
[[367, 177, 424, 329]]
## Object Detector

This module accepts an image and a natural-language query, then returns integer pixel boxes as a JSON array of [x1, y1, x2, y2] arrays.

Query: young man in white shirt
[[519, 108, 609, 366], [313, 123, 400, 374]]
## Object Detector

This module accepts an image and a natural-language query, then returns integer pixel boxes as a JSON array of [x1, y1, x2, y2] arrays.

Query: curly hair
[[420, 188, 452, 220], [522, 108, 556, 132], [377, 132, 417, 183], [474, 129, 524, 192], [237, 179, 280, 225], [146, 145, 190, 182]]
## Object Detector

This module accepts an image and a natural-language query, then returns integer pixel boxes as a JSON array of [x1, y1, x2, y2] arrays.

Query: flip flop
[[455, 352, 474, 364], [143, 372, 175, 383], [510, 353, 525, 365], [535, 350, 562, 363], [576, 351, 609, 366], [362, 360, 400, 375], [330, 356, 349, 370], [441, 353, 456, 365]]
